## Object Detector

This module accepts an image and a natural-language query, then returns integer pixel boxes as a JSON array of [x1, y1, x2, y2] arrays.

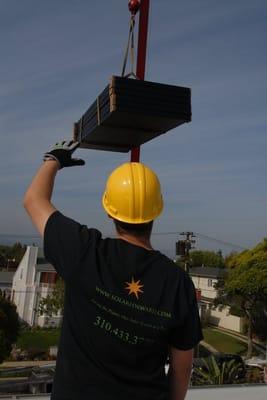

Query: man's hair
[[113, 219, 153, 238]]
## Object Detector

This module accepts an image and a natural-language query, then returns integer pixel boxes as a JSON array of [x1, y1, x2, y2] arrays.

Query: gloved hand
[[43, 140, 85, 169]]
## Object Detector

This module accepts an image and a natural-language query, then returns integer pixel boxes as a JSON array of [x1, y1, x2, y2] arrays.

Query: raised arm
[[23, 140, 85, 237]]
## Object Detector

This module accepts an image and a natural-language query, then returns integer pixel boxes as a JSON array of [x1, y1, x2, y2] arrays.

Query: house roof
[[0, 271, 15, 283], [189, 267, 225, 279], [35, 264, 55, 272]]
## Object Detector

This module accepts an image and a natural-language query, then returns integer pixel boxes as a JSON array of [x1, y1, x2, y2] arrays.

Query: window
[[208, 278, 213, 287]]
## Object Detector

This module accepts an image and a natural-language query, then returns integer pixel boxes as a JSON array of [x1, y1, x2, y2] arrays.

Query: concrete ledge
[[0, 384, 266, 400]]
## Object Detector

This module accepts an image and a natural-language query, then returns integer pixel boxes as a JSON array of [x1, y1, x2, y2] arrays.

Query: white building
[[189, 267, 245, 333], [11, 246, 61, 327], [0, 270, 15, 299]]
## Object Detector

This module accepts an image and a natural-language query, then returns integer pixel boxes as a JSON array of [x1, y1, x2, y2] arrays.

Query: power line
[[0, 231, 247, 250], [153, 231, 246, 250], [195, 232, 246, 250]]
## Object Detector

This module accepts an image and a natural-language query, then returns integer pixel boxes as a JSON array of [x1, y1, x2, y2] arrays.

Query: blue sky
[[0, 0, 266, 257]]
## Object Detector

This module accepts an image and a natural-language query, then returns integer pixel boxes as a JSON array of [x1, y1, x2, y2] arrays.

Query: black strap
[[121, 15, 137, 78]]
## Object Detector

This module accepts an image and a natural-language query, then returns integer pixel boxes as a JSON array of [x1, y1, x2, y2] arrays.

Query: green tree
[[214, 239, 267, 358], [224, 251, 238, 268], [38, 277, 65, 318], [0, 296, 20, 363], [0, 242, 26, 268], [252, 306, 267, 341], [189, 250, 225, 268]]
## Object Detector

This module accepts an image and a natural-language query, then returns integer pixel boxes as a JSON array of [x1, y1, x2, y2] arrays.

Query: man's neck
[[116, 232, 153, 251]]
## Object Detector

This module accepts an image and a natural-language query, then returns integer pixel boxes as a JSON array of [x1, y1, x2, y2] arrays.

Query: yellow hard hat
[[102, 162, 164, 224]]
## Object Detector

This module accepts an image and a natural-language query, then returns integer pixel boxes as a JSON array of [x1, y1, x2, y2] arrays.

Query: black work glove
[[43, 140, 85, 169]]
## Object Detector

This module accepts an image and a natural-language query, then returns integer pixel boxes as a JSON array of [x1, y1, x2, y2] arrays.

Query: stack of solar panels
[[74, 76, 191, 152]]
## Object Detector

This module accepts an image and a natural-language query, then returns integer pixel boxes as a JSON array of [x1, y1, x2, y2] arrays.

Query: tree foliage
[[0, 242, 26, 268], [0, 296, 20, 363], [38, 277, 65, 318], [176, 249, 225, 271], [214, 238, 267, 357], [189, 250, 225, 268], [252, 307, 267, 341], [192, 355, 245, 385]]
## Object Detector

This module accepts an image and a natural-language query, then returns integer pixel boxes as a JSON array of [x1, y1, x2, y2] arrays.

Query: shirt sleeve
[[168, 275, 203, 350], [43, 211, 102, 281]]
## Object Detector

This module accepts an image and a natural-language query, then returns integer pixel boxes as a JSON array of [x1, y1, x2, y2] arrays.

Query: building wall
[[191, 273, 244, 333], [191, 276, 217, 299], [12, 246, 38, 325], [11, 246, 61, 328], [209, 306, 245, 333]]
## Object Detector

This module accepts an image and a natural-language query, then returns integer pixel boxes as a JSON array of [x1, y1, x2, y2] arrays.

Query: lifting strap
[[121, 15, 137, 79]]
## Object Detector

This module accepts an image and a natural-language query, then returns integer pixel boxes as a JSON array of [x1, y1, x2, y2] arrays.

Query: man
[[24, 140, 203, 400]]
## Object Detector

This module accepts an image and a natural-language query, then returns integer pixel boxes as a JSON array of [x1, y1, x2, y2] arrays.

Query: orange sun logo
[[125, 277, 144, 299]]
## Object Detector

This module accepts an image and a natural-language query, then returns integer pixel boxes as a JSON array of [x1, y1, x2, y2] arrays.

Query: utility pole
[[176, 232, 200, 360], [176, 232, 201, 360], [175, 232, 196, 272]]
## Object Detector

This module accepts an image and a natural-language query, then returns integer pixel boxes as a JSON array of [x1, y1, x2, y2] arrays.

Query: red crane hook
[[128, 0, 141, 15]]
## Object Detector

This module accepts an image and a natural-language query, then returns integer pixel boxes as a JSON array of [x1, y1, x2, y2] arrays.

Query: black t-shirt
[[44, 211, 203, 400]]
